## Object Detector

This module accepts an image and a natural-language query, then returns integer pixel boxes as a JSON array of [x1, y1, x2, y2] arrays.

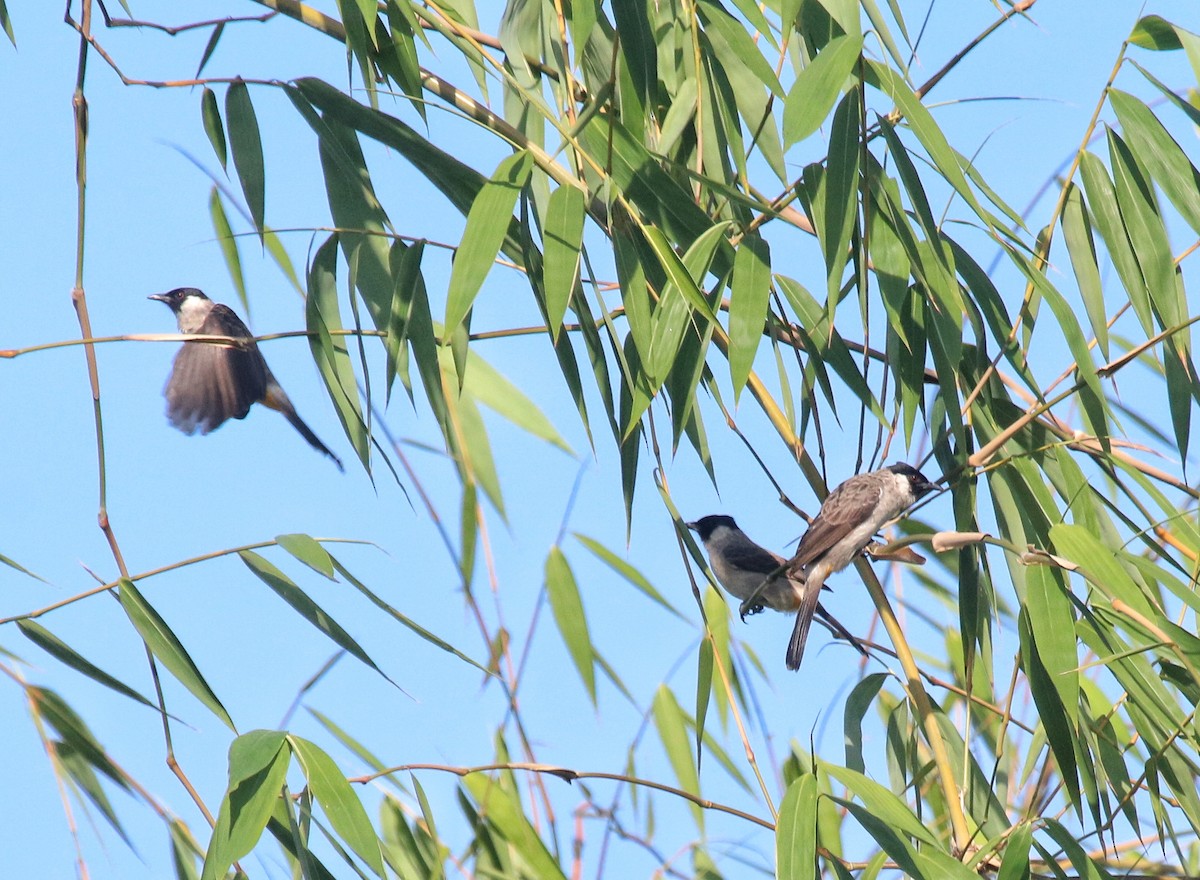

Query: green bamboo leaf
[[264, 228, 303, 294], [239, 551, 392, 683], [783, 34, 863, 148], [307, 234, 366, 469], [209, 188, 246, 315], [1077, 150, 1154, 333], [652, 685, 703, 830], [777, 775, 818, 880], [225, 79, 265, 238], [1107, 130, 1181, 329], [445, 150, 534, 334], [1023, 564, 1079, 725], [117, 579, 234, 730], [276, 533, 336, 580], [728, 235, 771, 400], [202, 731, 291, 880], [290, 736, 385, 876], [698, 0, 784, 98], [776, 275, 886, 423], [1060, 182, 1108, 359], [640, 225, 721, 325], [1130, 14, 1182, 50], [997, 822, 1032, 880], [201, 87, 227, 170], [824, 764, 939, 846], [822, 88, 860, 302], [1164, 338, 1196, 463], [843, 673, 888, 774], [382, 4, 426, 118], [315, 117, 394, 326], [18, 620, 159, 711], [449, 380, 504, 517], [645, 281, 691, 388], [1019, 608, 1081, 806], [0, 0, 14, 46], [1040, 818, 1117, 879], [1, 551, 47, 583], [869, 62, 988, 225], [462, 775, 568, 880], [461, 350, 575, 454], [573, 533, 686, 619], [1049, 525, 1155, 616], [545, 546, 596, 703], [32, 687, 133, 792], [579, 120, 724, 269], [542, 185, 585, 342], [1110, 89, 1200, 239], [694, 637, 712, 770], [329, 559, 489, 673], [53, 741, 129, 844]]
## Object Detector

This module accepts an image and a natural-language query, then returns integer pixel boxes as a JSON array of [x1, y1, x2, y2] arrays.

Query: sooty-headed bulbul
[[761, 463, 935, 670], [150, 288, 343, 470], [688, 515, 867, 658]]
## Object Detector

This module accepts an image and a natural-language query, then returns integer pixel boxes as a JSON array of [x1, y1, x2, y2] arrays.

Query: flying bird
[[149, 287, 343, 470], [766, 463, 936, 670]]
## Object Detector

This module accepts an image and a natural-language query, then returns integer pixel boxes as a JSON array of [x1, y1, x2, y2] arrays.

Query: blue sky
[[2, 2, 1198, 877]]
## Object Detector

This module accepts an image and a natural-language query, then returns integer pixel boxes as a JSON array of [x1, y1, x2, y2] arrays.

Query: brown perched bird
[[755, 464, 935, 670], [688, 515, 867, 658], [150, 287, 343, 470]]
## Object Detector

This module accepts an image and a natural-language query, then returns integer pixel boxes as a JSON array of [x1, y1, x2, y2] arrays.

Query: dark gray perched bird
[[687, 515, 866, 657], [772, 463, 936, 671], [149, 288, 343, 470]]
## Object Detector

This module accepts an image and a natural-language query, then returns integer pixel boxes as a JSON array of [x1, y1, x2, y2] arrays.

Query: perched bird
[[765, 463, 936, 671], [149, 287, 343, 470], [687, 515, 866, 657]]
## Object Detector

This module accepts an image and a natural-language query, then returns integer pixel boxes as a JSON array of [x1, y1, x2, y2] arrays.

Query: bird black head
[[687, 515, 738, 541], [148, 287, 208, 312], [886, 463, 937, 499]]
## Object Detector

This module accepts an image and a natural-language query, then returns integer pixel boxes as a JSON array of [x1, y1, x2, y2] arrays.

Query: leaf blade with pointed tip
[[239, 551, 392, 686], [545, 546, 596, 704], [445, 150, 534, 334], [117, 579, 234, 730], [225, 80, 265, 238]]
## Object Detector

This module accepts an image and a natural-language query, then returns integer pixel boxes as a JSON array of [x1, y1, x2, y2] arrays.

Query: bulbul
[[688, 515, 866, 657], [149, 288, 343, 470], [769, 463, 936, 671]]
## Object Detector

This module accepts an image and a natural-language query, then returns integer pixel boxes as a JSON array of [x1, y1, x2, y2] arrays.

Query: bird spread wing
[[164, 306, 267, 434], [789, 479, 883, 570]]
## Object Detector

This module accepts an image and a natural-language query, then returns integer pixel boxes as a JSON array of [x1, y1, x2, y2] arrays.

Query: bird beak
[[685, 521, 699, 531], [148, 293, 169, 303]]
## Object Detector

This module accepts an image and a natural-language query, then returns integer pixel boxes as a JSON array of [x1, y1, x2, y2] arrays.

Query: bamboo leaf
[[239, 551, 392, 684], [202, 731, 291, 880], [573, 533, 686, 620], [783, 34, 863, 148], [18, 620, 159, 712], [542, 185, 585, 341], [777, 774, 818, 880], [445, 150, 534, 334], [117, 579, 234, 730], [652, 685, 703, 831], [290, 736, 385, 876], [728, 234, 771, 400], [225, 79, 265, 238], [545, 546, 596, 703], [201, 87, 227, 170]]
